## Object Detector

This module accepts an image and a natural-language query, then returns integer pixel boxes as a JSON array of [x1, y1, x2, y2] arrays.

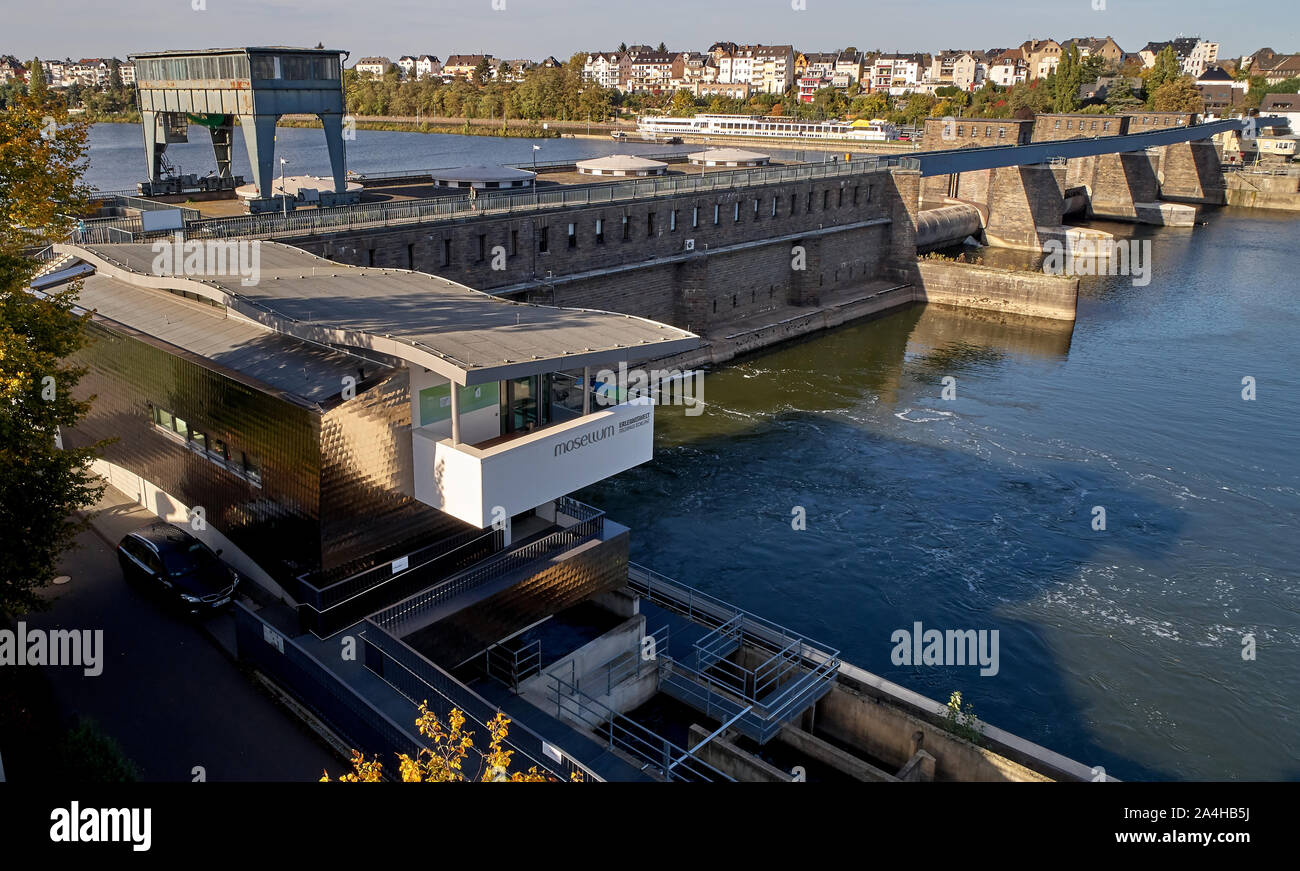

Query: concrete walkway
[[23, 484, 343, 781]]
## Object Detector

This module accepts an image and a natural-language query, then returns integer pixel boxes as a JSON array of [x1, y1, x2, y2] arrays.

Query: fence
[[233, 602, 425, 780], [360, 617, 599, 781], [296, 526, 502, 637], [369, 498, 605, 638]]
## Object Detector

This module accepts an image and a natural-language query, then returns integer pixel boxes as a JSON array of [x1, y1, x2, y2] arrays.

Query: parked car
[[117, 522, 239, 615]]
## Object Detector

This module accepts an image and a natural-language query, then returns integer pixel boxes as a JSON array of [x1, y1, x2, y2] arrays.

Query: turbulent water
[[80, 122, 808, 192], [580, 211, 1300, 782]]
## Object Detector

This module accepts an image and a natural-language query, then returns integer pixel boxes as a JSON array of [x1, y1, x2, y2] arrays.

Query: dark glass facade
[[65, 321, 478, 590]]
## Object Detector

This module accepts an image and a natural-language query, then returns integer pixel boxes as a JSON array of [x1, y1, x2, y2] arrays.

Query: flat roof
[[431, 165, 537, 182], [688, 148, 770, 162], [49, 267, 385, 404], [576, 155, 668, 170], [59, 243, 699, 386], [130, 47, 346, 58]]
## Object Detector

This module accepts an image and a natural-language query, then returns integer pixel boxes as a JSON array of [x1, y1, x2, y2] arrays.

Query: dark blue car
[[117, 522, 239, 615]]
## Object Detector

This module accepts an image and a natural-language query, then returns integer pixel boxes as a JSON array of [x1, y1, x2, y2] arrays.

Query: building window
[[806, 190, 813, 212], [838, 187, 844, 208], [771, 197, 778, 217], [791, 193, 797, 215], [622, 214, 630, 240], [733, 202, 740, 222], [692, 206, 699, 228], [595, 218, 604, 244], [647, 212, 655, 235], [152, 406, 261, 487], [822, 190, 830, 210], [670, 210, 677, 231], [713, 204, 720, 225], [567, 223, 577, 248], [442, 238, 452, 266], [538, 226, 549, 253], [853, 185, 860, 205], [511, 229, 518, 256], [477, 234, 486, 262]]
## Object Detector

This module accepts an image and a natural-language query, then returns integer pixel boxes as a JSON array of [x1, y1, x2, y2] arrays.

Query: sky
[[4, 0, 1289, 64]]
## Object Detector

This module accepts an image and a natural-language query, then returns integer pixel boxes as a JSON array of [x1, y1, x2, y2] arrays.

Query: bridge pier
[[983, 164, 1066, 251], [1157, 141, 1227, 205]]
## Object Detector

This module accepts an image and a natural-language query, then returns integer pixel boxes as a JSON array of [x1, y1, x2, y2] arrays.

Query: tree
[[474, 57, 492, 85], [321, 702, 563, 782], [1152, 77, 1204, 113], [108, 59, 122, 92], [0, 91, 104, 619], [656, 42, 667, 53], [1143, 46, 1182, 106], [1052, 45, 1083, 113], [669, 88, 696, 117], [1104, 77, 1142, 112], [27, 57, 47, 103]]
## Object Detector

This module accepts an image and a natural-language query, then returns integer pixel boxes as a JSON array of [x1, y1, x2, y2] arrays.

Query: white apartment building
[[582, 51, 624, 89], [1183, 40, 1220, 78], [353, 57, 392, 78], [396, 56, 416, 78], [415, 55, 442, 79]]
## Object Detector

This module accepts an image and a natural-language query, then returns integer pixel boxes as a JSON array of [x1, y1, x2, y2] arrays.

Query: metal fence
[[172, 154, 916, 242], [545, 668, 733, 782], [360, 617, 599, 781], [233, 602, 426, 780], [370, 498, 605, 638], [296, 526, 503, 637]]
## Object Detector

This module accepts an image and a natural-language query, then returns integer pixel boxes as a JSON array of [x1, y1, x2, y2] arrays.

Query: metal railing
[[627, 562, 841, 744], [361, 617, 599, 781], [370, 497, 604, 638], [170, 154, 914, 242], [546, 669, 733, 782], [484, 638, 542, 690], [233, 603, 426, 780], [297, 526, 503, 637]]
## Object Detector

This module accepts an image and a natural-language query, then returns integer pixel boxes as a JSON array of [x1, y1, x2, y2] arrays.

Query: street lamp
[[532, 144, 541, 206], [279, 158, 289, 218]]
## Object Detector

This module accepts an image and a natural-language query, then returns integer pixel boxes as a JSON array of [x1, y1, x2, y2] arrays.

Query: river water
[[81, 121, 808, 192], [582, 212, 1300, 782], [84, 124, 1298, 780]]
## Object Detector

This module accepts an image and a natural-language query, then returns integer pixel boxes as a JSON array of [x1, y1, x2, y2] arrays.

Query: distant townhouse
[[872, 54, 926, 94], [395, 56, 416, 78], [0, 58, 25, 84], [1241, 47, 1280, 76], [802, 52, 839, 80], [353, 56, 392, 78], [1260, 54, 1300, 85], [68, 58, 111, 86], [1259, 93, 1300, 130], [1138, 37, 1213, 75], [441, 54, 496, 80], [673, 51, 715, 90], [1019, 39, 1061, 80], [985, 49, 1028, 87], [1061, 36, 1125, 68], [1194, 66, 1248, 115], [834, 50, 866, 85], [928, 51, 984, 90], [117, 61, 135, 85], [415, 55, 442, 79], [499, 59, 533, 82], [754, 45, 795, 94], [626, 49, 676, 93], [582, 51, 624, 89]]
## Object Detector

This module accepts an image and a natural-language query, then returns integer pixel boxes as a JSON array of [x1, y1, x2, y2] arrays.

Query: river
[[581, 211, 1300, 782], [80, 121, 809, 192]]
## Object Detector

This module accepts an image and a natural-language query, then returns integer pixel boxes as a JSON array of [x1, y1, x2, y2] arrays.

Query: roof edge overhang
[[58, 244, 700, 386]]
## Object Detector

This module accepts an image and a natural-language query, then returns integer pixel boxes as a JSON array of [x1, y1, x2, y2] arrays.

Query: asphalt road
[[22, 510, 343, 782]]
